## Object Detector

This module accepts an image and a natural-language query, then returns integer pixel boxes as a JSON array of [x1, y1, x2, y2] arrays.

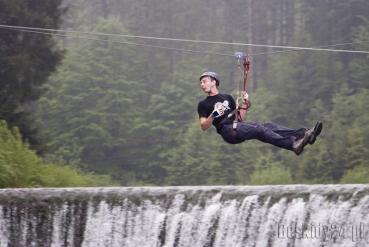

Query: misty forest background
[[0, 0, 368, 187]]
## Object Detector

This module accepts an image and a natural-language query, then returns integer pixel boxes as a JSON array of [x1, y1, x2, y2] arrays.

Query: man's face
[[200, 76, 216, 93]]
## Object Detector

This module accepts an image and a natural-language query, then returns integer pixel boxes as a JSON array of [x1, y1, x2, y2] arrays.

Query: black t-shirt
[[197, 93, 236, 130]]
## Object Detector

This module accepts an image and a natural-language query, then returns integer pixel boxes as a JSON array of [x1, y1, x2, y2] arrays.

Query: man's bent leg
[[235, 122, 296, 150], [261, 122, 306, 140]]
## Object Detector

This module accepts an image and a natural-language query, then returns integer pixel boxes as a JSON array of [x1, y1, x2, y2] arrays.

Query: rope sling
[[233, 52, 251, 130]]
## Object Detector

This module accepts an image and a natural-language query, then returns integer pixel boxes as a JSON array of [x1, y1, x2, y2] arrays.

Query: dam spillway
[[0, 185, 368, 247]]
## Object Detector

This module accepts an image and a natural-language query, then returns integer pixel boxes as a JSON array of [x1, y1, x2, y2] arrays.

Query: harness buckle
[[233, 121, 238, 130]]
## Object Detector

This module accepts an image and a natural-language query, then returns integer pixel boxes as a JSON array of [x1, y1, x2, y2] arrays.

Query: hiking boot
[[293, 130, 313, 155], [308, 121, 323, 144]]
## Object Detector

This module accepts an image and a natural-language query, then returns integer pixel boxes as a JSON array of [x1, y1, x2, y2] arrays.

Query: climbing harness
[[232, 52, 251, 130]]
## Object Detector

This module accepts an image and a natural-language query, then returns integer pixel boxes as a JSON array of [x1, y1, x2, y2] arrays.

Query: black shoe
[[309, 121, 323, 144], [293, 130, 312, 155]]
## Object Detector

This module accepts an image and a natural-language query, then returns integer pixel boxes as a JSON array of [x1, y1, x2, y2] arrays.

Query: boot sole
[[309, 121, 323, 144], [294, 132, 311, 155]]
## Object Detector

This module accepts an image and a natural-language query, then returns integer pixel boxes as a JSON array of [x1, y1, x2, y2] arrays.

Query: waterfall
[[0, 185, 368, 247]]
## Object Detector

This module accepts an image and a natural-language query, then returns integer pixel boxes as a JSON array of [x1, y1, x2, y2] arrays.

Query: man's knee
[[222, 132, 242, 144], [261, 122, 276, 129], [254, 124, 269, 139]]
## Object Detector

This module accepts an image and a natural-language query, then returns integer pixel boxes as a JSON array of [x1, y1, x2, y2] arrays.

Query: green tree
[[34, 0, 369, 185], [0, 0, 64, 150], [250, 166, 293, 185], [349, 16, 369, 90], [297, 89, 369, 182], [340, 165, 369, 184], [37, 18, 149, 183], [0, 120, 113, 188]]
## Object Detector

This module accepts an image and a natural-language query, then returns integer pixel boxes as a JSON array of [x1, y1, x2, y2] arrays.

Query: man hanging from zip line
[[197, 71, 323, 155]]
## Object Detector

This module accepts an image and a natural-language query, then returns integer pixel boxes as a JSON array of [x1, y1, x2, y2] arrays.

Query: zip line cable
[[1, 24, 369, 52], [1, 24, 369, 56], [250, 41, 369, 56], [0, 27, 235, 58], [250, 40, 369, 56]]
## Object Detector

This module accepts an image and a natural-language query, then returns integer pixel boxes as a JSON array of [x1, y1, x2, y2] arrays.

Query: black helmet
[[199, 71, 220, 86]]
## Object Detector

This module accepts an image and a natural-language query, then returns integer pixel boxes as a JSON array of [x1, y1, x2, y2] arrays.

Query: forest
[[0, 0, 368, 187]]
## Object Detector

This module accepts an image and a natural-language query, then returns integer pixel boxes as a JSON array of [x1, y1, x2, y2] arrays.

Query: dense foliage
[[0, 120, 113, 187], [37, 0, 369, 185], [2, 0, 369, 186], [0, 0, 65, 150], [0, 1, 115, 187]]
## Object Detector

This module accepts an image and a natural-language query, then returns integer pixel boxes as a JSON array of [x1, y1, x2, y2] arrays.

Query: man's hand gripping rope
[[239, 91, 251, 111], [233, 52, 251, 129]]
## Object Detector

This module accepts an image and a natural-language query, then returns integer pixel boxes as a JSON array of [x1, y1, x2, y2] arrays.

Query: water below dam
[[0, 185, 368, 247]]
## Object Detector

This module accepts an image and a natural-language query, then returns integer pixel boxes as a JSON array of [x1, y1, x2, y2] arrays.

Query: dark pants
[[218, 122, 306, 150]]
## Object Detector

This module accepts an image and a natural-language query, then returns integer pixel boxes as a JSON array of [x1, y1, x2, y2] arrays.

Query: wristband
[[211, 111, 219, 119]]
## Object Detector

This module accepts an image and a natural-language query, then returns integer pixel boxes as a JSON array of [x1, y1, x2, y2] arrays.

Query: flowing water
[[0, 185, 368, 247]]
